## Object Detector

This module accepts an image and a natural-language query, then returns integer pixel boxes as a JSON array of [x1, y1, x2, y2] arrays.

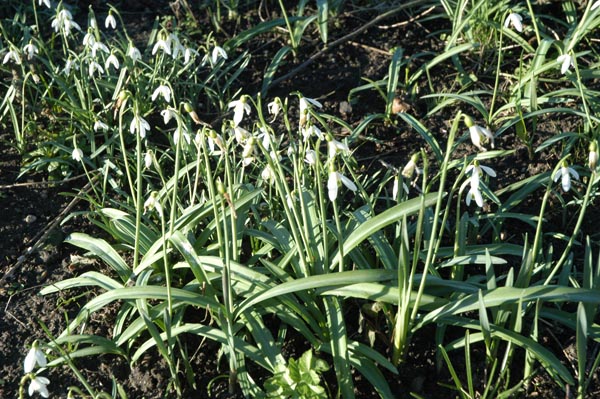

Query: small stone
[[339, 101, 352, 116], [24, 214, 37, 223], [391, 97, 411, 114]]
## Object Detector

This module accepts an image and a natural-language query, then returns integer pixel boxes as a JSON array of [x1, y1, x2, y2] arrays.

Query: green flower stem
[[488, 20, 504, 123], [410, 112, 458, 322], [521, 173, 553, 287], [118, 104, 136, 207], [525, 0, 541, 47], [544, 171, 596, 285], [199, 131, 238, 389], [277, 0, 297, 52], [133, 114, 143, 271], [259, 138, 311, 277]]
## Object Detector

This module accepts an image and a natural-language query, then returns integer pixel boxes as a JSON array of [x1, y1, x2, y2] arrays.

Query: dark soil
[[2, 1, 600, 398]]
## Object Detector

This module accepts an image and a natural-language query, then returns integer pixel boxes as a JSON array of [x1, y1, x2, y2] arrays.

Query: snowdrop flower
[[130, 113, 150, 138], [23, 42, 39, 60], [184, 47, 198, 64], [28, 375, 50, 398], [261, 165, 276, 183], [464, 115, 494, 151], [589, 141, 598, 170], [592, 1, 600, 11], [327, 168, 358, 201], [2, 49, 21, 65], [71, 148, 83, 162], [256, 127, 272, 150], [144, 151, 153, 168], [305, 149, 317, 165], [207, 130, 225, 153], [553, 161, 579, 192], [228, 96, 251, 127], [151, 85, 171, 103], [173, 126, 190, 145], [504, 12, 523, 32], [88, 61, 104, 76], [392, 176, 409, 199], [91, 41, 109, 58], [83, 30, 95, 48], [63, 58, 77, 75], [169, 33, 184, 59], [127, 44, 142, 63], [232, 126, 251, 144], [160, 108, 176, 125], [105, 53, 119, 70], [302, 124, 324, 141], [241, 137, 256, 167], [105, 12, 117, 29], [460, 162, 496, 207], [299, 96, 322, 126], [557, 54, 573, 75], [94, 120, 108, 132], [152, 37, 171, 56], [24, 343, 47, 373], [144, 192, 163, 216], [51, 8, 81, 37], [211, 46, 228, 64], [38, 0, 51, 8], [327, 137, 350, 159], [268, 99, 281, 118], [401, 153, 420, 178]]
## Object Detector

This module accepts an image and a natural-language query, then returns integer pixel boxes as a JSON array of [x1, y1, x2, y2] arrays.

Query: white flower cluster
[[24, 342, 50, 398]]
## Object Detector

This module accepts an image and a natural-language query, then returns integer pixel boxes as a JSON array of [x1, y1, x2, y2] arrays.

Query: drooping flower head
[[504, 12, 523, 32], [553, 161, 579, 192], [228, 95, 251, 127], [589, 140, 598, 170], [460, 161, 496, 207], [327, 164, 357, 202], [151, 84, 172, 103], [299, 96, 322, 127], [464, 115, 495, 152], [105, 12, 117, 30], [24, 342, 47, 373], [211, 45, 228, 64], [557, 54, 574, 75], [29, 375, 50, 398]]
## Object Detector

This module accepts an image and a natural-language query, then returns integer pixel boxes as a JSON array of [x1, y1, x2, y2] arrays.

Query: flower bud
[[589, 140, 598, 170]]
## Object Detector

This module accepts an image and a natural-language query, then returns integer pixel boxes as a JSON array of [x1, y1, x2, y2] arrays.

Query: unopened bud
[[216, 179, 226, 195], [589, 140, 598, 170]]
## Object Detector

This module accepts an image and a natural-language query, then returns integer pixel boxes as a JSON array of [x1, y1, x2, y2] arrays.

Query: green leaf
[[331, 192, 439, 270], [65, 233, 131, 283]]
